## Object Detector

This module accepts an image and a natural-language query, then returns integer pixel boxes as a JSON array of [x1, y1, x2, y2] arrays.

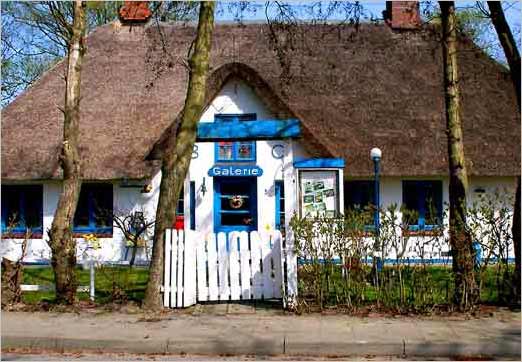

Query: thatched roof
[[1, 21, 519, 180]]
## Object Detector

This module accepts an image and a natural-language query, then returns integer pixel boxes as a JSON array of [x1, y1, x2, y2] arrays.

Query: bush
[[289, 193, 514, 313]]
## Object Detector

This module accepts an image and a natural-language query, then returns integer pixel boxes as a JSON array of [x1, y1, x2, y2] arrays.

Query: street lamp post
[[370, 147, 382, 273]]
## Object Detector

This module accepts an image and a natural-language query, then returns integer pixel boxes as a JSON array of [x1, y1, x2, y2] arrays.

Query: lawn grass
[[21, 263, 513, 308], [22, 265, 149, 304], [297, 263, 514, 310]]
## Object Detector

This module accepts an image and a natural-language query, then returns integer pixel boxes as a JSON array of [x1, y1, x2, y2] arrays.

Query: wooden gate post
[[163, 229, 172, 308], [183, 230, 197, 307], [284, 229, 298, 309]]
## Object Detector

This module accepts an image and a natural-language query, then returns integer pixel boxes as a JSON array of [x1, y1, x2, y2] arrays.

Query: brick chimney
[[119, 1, 152, 24], [383, 1, 421, 30]]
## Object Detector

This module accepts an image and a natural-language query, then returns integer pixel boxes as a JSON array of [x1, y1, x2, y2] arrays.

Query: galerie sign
[[208, 165, 263, 177]]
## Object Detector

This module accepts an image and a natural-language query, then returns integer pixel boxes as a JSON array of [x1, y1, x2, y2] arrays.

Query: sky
[[212, 1, 521, 64], [215, 0, 521, 26]]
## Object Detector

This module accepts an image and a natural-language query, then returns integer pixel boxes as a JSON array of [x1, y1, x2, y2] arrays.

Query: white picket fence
[[163, 229, 297, 308]]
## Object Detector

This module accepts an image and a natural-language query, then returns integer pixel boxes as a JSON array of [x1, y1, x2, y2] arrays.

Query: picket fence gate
[[163, 229, 297, 308]]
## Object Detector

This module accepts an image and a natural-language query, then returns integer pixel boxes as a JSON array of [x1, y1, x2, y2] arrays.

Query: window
[[402, 180, 443, 230], [275, 181, 285, 234], [1, 185, 43, 236], [214, 177, 257, 232], [73, 183, 113, 234], [344, 181, 375, 212], [215, 114, 256, 162], [344, 180, 376, 229]]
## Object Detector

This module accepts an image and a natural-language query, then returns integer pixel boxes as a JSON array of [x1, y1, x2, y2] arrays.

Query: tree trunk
[[487, 1, 521, 111], [440, 1, 478, 311], [513, 176, 521, 305], [486, 1, 521, 306], [47, 0, 87, 305], [1, 258, 23, 306], [143, 1, 215, 310]]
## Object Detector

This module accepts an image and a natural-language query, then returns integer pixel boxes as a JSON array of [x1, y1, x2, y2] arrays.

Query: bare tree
[[485, 1, 521, 305], [47, 0, 87, 305], [440, 1, 478, 311], [143, 1, 216, 310], [486, 1, 520, 109], [112, 209, 155, 268]]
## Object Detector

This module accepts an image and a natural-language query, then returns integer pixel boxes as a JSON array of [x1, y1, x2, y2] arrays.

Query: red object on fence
[[174, 216, 184, 230]]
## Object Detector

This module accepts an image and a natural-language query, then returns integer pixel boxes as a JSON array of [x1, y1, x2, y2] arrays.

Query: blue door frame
[[275, 180, 285, 231], [213, 177, 258, 233]]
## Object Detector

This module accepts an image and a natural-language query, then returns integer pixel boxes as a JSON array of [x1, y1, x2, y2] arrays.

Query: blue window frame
[[214, 114, 256, 162], [73, 183, 113, 234], [344, 180, 375, 230], [214, 177, 257, 232], [344, 181, 375, 212], [402, 180, 443, 231], [1, 185, 43, 236], [275, 181, 285, 233]]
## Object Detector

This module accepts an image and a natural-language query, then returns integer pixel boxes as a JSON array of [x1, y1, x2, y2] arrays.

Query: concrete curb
[[3, 335, 521, 359]]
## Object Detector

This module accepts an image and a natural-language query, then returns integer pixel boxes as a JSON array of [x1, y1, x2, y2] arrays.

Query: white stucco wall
[[189, 78, 300, 236]]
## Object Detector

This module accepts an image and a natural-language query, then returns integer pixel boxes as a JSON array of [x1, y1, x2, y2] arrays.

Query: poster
[[300, 170, 338, 218]]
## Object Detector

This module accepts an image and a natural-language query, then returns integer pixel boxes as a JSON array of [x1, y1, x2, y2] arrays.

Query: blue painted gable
[[197, 119, 301, 141]]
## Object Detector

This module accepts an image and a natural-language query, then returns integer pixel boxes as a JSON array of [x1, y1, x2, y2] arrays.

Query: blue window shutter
[[275, 181, 284, 230], [190, 181, 196, 230]]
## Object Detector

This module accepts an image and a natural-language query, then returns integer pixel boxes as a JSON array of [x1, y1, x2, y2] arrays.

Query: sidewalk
[[1, 305, 520, 359]]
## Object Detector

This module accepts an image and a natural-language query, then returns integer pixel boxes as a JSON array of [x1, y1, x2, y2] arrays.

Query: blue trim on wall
[[190, 181, 196, 230], [293, 158, 345, 169], [197, 119, 301, 141], [275, 181, 283, 230]]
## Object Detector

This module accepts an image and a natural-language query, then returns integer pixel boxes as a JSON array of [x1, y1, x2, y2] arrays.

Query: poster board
[[299, 170, 339, 218]]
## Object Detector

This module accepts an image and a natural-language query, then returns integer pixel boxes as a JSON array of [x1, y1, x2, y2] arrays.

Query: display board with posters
[[299, 170, 339, 218]]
